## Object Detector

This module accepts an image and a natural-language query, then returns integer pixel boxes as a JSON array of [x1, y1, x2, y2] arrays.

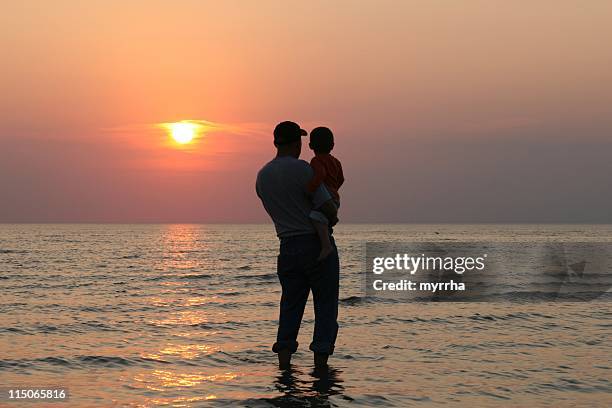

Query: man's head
[[309, 126, 334, 154], [274, 121, 307, 158]]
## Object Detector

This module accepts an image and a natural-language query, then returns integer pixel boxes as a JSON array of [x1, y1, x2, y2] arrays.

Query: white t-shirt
[[256, 156, 332, 238]]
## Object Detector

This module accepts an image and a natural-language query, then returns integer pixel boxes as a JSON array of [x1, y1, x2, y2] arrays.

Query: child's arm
[[307, 157, 327, 193]]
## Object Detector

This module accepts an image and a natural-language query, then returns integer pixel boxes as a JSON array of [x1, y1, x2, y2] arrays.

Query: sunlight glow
[[167, 122, 201, 144]]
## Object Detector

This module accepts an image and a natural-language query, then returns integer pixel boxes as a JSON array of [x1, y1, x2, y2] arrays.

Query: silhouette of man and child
[[256, 121, 344, 369]]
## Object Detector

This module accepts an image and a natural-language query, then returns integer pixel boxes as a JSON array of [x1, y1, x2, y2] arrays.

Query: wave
[[354, 291, 612, 303], [0, 249, 28, 254], [143, 273, 214, 281], [120, 254, 140, 259], [339, 296, 369, 306], [0, 327, 30, 335], [76, 355, 136, 367], [467, 312, 551, 321], [0, 354, 173, 371], [235, 273, 276, 281], [178, 273, 212, 279], [144, 275, 164, 281], [189, 321, 251, 330]]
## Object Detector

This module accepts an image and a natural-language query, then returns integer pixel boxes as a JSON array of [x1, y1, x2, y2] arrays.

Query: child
[[307, 127, 344, 260]]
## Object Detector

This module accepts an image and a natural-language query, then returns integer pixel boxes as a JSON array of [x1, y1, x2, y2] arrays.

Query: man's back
[[256, 156, 323, 238]]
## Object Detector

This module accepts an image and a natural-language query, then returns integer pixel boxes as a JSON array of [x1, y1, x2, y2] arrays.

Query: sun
[[168, 122, 200, 144]]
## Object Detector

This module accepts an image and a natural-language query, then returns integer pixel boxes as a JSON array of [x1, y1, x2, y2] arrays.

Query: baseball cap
[[274, 121, 307, 145]]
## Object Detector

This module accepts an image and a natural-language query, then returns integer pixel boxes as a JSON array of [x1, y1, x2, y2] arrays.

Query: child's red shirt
[[307, 153, 344, 201]]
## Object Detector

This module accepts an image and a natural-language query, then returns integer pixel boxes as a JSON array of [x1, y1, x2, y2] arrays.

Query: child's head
[[309, 127, 334, 154]]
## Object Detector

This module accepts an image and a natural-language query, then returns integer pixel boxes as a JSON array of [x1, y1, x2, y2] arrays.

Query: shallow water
[[1, 224, 611, 407]]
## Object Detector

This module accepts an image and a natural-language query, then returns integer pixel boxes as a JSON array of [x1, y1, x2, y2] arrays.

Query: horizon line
[[1, 222, 611, 226]]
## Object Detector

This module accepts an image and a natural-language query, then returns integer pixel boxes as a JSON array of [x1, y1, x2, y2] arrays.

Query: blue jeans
[[272, 233, 339, 355]]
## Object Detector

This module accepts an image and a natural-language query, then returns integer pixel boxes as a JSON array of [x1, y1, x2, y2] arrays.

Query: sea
[[1, 224, 611, 407]]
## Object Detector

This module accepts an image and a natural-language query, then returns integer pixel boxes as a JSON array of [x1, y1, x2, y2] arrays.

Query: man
[[256, 121, 340, 369]]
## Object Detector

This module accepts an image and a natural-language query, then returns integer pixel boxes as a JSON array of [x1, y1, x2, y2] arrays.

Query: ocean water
[[1, 224, 611, 407]]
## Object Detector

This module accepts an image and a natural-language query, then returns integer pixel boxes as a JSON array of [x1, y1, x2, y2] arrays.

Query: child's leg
[[310, 210, 333, 261]]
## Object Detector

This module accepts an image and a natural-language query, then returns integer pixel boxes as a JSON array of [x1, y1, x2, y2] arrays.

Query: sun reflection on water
[[148, 310, 222, 326], [158, 225, 204, 271], [141, 343, 221, 360], [133, 394, 217, 408], [131, 226, 245, 404], [146, 296, 222, 307], [172, 330, 219, 339], [132, 370, 239, 390]]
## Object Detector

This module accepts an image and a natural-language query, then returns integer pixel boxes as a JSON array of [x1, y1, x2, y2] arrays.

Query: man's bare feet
[[278, 349, 291, 370], [317, 243, 333, 261]]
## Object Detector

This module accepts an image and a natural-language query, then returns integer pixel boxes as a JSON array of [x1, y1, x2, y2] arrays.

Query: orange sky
[[1, 1, 611, 222]]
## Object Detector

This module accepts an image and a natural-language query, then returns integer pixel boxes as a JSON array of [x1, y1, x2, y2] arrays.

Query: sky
[[1, 0, 611, 223]]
